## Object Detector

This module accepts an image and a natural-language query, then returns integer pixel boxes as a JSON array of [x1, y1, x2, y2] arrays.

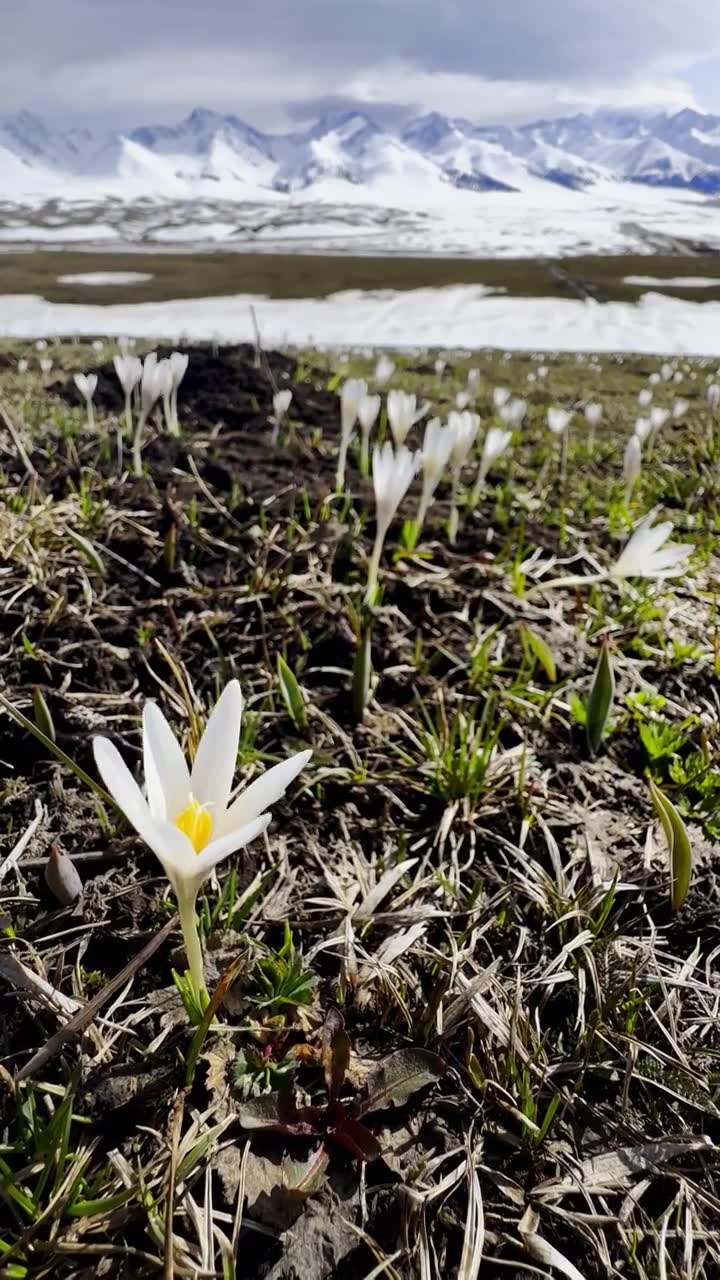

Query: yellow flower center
[[175, 796, 213, 853]]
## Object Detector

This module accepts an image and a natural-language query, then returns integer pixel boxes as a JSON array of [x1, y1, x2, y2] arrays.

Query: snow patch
[[2, 286, 720, 356], [57, 271, 153, 285]]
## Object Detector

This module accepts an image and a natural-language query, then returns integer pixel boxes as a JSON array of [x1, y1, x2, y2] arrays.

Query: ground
[[1, 337, 720, 1279]]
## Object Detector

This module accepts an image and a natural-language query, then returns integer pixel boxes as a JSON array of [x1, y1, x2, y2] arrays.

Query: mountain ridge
[[3, 106, 720, 197]]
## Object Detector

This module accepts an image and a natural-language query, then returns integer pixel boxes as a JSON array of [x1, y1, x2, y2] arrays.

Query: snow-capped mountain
[[3, 105, 720, 199]]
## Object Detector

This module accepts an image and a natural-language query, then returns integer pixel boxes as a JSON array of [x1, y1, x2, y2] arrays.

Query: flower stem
[[524, 570, 608, 599], [365, 525, 386, 603], [132, 410, 147, 477], [177, 887, 208, 999]]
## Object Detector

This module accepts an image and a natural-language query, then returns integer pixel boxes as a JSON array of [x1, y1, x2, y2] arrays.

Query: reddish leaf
[[327, 1115, 382, 1163]]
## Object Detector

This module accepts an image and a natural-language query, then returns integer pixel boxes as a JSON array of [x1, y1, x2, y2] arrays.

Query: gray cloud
[[1, 0, 719, 125]]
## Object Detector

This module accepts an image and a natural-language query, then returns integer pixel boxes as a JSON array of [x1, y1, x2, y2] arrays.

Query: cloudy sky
[[3, 0, 720, 128]]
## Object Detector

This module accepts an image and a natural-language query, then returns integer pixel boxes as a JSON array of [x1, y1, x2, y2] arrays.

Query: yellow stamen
[[175, 796, 212, 853]]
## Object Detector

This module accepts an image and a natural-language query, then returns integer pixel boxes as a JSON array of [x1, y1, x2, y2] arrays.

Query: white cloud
[[0, 0, 719, 124]]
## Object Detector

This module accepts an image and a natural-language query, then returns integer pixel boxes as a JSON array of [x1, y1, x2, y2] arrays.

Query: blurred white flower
[[415, 417, 454, 535], [499, 398, 527, 428], [547, 407, 572, 436], [74, 372, 98, 431], [634, 416, 652, 444], [271, 388, 293, 443], [638, 388, 653, 408], [673, 371, 683, 384], [471, 426, 512, 505], [273, 388, 292, 421], [661, 363, 674, 381], [357, 392, 382, 474], [612, 515, 693, 580], [387, 390, 427, 447], [35, 339, 47, 352], [649, 372, 660, 386], [447, 411, 481, 544], [673, 398, 689, 420], [337, 378, 367, 491], [467, 367, 481, 390], [584, 403, 603, 426], [707, 384, 720, 410], [366, 443, 417, 600], [375, 354, 395, 385], [623, 434, 642, 503], [94, 680, 310, 996], [537, 365, 549, 379], [17, 358, 28, 374], [92, 339, 105, 353], [649, 406, 669, 440], [455, 390, 471, 410], [39, 358, 53, 375], [114, 353, 142, 400], [434, 358, 446, 376], [493, 387, 511, 411]]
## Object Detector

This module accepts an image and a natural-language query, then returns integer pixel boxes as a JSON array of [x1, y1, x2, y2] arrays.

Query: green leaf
[[66, 528, 105, 576], [586, 637, 615, 756], [520, 623, 557, 683], [359, 1048, 444, 1116], [277, 654, 307, 731], [649, 777, 693, 912], [32, 688, 55, 744]]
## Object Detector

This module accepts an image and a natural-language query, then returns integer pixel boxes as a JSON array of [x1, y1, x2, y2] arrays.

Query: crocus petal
[[190, 679, 243, 817], [194, 813, 271, 878], [217, 750, 312, 837], [94, 737, 156, 842], [143, 701, 190, 821], [94, 735, 194, 870]]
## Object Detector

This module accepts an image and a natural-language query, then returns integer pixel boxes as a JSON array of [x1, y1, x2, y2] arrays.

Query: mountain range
[[3, 106, 720, 199]]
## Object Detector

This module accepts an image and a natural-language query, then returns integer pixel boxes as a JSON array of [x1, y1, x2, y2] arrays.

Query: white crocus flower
[[649, 372, 660, 386], [638, 389, 653, 408], [455, 390, 471, 410], [366, 443, 417, 601], [612, 515, 693, 581], [93, 681, 311, 996], [40, 358, 53, 375], [435, 358, 446, 376], [530, 513, 693, 597], [547, 408, 573, 436], [471, 427, 512, 506], [467, 367, 481, 391], [386, 390, 427, 447], [167, 351, 189, 435], [92, 339, 105, 353], [156, 359, 174, 434], [537, 365, 549, 379], [673, 398, 689, 420], [493, 387, 511, 412], [374, 354, 395, 385], [707, 384, 720, 411], [623, 434, 642, 504], [415, 418, 454, 538], [584, 401, 603, 448], [661, 363, 673, 381], [271, 388, 293, 443], [634, 416, 652, 444], [17, 358, 28, 374], [35, 339, 47, 352], [648, 406, 669, 445], [357, 392, 382, 474], [337, 378, 367, 491], [447, 411, 481, 544], [74, 372, 98, 432], [499, 398, 527, 429]]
